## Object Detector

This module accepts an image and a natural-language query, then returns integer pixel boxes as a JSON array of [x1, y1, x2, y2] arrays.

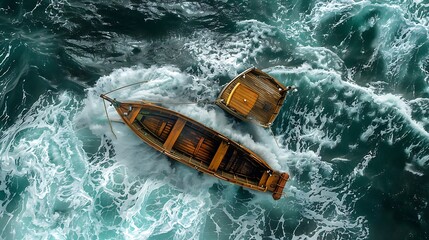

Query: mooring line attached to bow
[[145, 99, 216, 105], [103, 98, 117, 139], [104, 80, 215, 106], [101, 80, 216, 138], [103, 80, 153, 95], [269, 127, 281, 149]]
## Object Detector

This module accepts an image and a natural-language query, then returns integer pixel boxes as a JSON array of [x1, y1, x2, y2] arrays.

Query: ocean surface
[[1, 0, 428, 239]]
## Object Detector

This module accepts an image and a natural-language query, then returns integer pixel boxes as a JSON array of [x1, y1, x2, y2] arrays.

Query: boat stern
[[272, 173, 289, 200], [264, 171, 289, 200]]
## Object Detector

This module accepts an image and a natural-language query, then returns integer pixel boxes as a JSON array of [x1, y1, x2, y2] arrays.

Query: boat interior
[[132, 107, 267, 185]]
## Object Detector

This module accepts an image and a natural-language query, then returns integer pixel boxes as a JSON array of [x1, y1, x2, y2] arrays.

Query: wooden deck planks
[[156, 121, 167, 136], [218, 68, 286, 126], [227, 83, 259, 116], [193, 137, 205, 155], [141, 115, 175, 142]]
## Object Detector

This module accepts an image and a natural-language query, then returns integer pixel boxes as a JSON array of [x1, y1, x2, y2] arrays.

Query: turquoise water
[[1, 0, 428, 239]]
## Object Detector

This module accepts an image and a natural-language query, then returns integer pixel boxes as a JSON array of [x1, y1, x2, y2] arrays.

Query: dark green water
[[1, 0, 428, 239]]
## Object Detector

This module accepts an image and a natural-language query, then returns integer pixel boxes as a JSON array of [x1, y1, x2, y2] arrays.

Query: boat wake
[[2, 0, 429, 238]]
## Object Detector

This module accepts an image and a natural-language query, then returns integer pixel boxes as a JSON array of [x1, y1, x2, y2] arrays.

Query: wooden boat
[[215, 67, 292, 128], [100, 94, 289, 200]]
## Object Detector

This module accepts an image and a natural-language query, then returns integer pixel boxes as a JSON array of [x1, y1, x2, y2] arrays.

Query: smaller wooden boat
[[100, 94, 289, 200], [216, 67, 292, 128]]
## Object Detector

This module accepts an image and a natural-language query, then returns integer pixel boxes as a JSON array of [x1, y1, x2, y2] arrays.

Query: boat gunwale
[[116, 100, 275, 184], [131, 101, 271, 167], [101, 94, 289, 199]]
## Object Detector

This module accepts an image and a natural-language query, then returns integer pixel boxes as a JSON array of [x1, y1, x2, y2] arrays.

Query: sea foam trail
[[82, 15, 374, 237], [80, 65, 306, 238], [0, 92, 92, 238], [79, 66, 219, 238], [1, 0, 428, 239], [0, 61, 370, 239], [270, 60, 429, 167], [0, 80, 214, 238], [269, 63, 429, 238]]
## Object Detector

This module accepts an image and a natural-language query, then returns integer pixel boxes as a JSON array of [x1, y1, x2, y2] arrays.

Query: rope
[[101, 80, 217, 138], [145, 100, 216, 105], [103, 79, 216, 106], [103, 99, 117, 139], [269, 127, 280, 149], [103, 80, 151, 95]]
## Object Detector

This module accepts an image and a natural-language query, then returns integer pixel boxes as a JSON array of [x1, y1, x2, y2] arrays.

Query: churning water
[[1, 1, 428, 239]]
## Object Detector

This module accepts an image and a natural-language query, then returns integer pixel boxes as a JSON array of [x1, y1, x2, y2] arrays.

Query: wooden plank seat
[[208, 141, 229, 171], [163, 118, 186, 151]]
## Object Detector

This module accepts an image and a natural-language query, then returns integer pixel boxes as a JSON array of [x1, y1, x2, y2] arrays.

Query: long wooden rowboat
[[100, 94, 289, 200], [216, 67, 291, 128]]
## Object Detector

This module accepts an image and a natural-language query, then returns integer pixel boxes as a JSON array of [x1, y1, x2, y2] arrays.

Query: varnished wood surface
[[216, 67, 287, 127], [163, 118, 186, 151], [208, 141, 229, 171], [227, 83, 259, 116], [100, 94, 289, 200]]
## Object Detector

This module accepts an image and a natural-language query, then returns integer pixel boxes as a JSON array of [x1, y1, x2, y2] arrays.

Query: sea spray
[[1, 0, 429, 239]]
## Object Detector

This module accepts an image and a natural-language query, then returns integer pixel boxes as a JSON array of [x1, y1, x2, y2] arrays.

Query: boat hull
[[101, 94, 289, 200], [216, 67, 288, 128]]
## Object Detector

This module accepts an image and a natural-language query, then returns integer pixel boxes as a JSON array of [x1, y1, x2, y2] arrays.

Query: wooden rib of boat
[[215, 67, 291, 128], [100, 94, 289, 200]]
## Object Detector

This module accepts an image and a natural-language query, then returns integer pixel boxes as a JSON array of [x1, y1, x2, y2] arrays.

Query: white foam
[[78, 65, 296, 238], [0, 67, 223, 238], [0, 92, 96, 238], [295, 46, 346, 71], [288, 152, 369, 240], [405, 163, 424, 176], [0, 45, 11, 67], [3, 1, 428, 238], [331, 157, 351, 162], [360, 125, 376, 142], [184, 20, 278, 78]]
